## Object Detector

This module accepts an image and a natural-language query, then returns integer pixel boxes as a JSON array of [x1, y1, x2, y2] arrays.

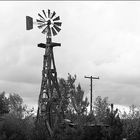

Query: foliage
[[93, 97, 123, 140], [53, 124, 84, 140], [53, 123, 110, 140], [121, 105, 140, 140], [59, 74, 89, 124], [2, 74, 140, 140], [32, 120, 52, 140], [2, 113, 35, 140], [8, 93, 25, 118], [71, 84, 89, 115], [94, 96, 109, 123], [0, 92, 35, 140], [83, 112, 96, 124], [0, 92, 9, 115], [105, 104, 123, 140]]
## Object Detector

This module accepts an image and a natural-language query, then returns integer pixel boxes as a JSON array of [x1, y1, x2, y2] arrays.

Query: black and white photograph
[[0, 1, 140, 140]]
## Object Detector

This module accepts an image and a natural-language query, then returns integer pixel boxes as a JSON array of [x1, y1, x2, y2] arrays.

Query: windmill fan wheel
[[36, 9, 62, 36]]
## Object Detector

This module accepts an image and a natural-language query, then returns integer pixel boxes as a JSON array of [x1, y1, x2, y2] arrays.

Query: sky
[[0, 1, 140, 111]]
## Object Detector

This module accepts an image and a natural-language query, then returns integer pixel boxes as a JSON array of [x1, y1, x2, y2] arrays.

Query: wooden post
[[85, 76, 99, 113]]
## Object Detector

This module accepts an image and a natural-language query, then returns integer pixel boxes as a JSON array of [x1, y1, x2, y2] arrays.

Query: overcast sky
[[0, 1, 140, 109]]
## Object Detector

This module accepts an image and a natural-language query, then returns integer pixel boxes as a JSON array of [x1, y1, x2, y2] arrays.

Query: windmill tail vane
[[26, 16, 33, 30], [26, 9, 64, 137]]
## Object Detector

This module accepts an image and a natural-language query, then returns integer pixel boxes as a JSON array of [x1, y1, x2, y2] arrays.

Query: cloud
[[0, 1, 140, 108], [0, 80, 39, 106]]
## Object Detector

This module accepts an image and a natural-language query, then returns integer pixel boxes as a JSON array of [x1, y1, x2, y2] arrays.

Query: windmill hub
[[47, 20, 52, 26]]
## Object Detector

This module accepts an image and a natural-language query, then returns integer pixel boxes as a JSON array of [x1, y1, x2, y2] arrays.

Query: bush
[[1, 113, 35, 140]]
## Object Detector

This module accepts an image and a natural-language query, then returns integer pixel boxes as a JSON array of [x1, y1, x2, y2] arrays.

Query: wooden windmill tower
[[26, 9, 64, 137]]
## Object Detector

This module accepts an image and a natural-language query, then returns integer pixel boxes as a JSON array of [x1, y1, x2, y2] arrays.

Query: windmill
[[26, 9, 64, 137]]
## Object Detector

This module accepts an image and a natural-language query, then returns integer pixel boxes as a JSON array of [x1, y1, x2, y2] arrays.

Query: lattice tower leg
[[36, 43, 64, 137]]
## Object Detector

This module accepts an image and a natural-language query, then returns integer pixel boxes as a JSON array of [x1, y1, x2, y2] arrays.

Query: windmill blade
[[42, 10, 47, 18], [51, 27, 57, 36], [54, 22, 62, 27], [48, 9, 50, 18], [36, 19, 44, 23], [51, 11, 56, 19], [38, 24, 46, 29], [42, 26, 48, 34], [38, 13, 45, 20], [53, 24, 61, 32], [37, 22, 44, 26], [53, 16, 60, 21]]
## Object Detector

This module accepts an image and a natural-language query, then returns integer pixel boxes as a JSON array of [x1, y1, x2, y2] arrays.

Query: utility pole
[[85, 76, 99, 113]]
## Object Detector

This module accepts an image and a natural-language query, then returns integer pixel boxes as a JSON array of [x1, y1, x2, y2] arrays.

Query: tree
[[71, 84, 89, 114], [0, 92, 35, 140], [121, 104, 140, 140], [8, 93, 25, 118], [106, 104, 123, 140], [0, 92, 9, 115], [8, 93, 34, 119], [59, 74, 89, 124], [58, 77, 71, 112], [0, 92, 27, 118], [70, 84, 89, 124], [59, 74, 89, 121], [128, 104, 140, 119], [94, 96, 109, 123]]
